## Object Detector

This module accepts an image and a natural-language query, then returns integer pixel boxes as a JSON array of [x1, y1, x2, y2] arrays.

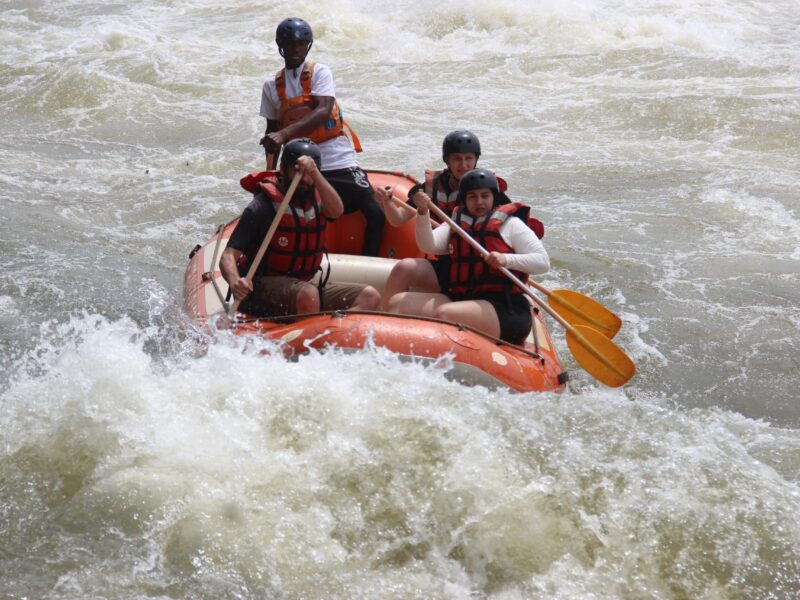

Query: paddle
[[423, 201, 636, 387], [387, 193, 622, 338], [530, 283, 621, 338], [228, 172, 301, 317]]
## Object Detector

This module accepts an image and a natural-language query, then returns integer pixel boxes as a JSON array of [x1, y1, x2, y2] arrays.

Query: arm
[[375, 186, 413, 227], [219, 195, 277, 301], [414, 194, 450, 255], [220, 247, 253, 302], [408, 188, 429, 211], [293, 155, 343, 219], [258, 79, 282, 154], [485, 218, 550, 275], [262, 96, 336, 153], [258, 67, 337, 153], [260, 119, 282, 157]]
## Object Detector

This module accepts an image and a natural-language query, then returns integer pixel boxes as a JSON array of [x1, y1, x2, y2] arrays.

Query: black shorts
[[449, 291, 532, 345], [429, 256, 450, 291], [322, 166, 376, 215]]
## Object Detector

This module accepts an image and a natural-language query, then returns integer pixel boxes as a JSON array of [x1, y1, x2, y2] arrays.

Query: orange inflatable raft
[[183, 170, 568, 392]]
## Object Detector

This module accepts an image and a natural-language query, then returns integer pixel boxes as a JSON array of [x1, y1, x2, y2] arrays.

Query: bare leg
[[435, 300, 501, 339], [386, 291, 451, 317], [351, 286, 381, 311], [295, 283, 321, 313], [380, 258, 440, 311], [388, 293, 501, 338]]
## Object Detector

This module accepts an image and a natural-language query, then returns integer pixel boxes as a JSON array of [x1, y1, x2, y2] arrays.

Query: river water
[[2, 0, 799, 598]]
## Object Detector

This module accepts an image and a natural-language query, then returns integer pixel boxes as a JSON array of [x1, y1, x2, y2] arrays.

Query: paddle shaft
[[424, 202, 630, 381], [228, 172, 301, 316]]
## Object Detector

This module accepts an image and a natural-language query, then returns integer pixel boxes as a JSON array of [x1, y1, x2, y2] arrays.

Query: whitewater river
[[2, 0, 799, 598]]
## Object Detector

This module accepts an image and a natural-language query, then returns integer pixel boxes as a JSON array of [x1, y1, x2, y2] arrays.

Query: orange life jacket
[[447, 203, 534, 295], [237, 171, 326, 280], [275, 61, 363, 152]]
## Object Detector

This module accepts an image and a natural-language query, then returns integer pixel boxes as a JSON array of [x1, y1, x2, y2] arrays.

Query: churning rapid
[[1, 0, 799, 598]]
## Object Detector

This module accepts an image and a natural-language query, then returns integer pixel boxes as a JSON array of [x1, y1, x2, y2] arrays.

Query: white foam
[[701, 188, 800, 259], [2, 310, 800, 595], [320, 0, 792, 63]]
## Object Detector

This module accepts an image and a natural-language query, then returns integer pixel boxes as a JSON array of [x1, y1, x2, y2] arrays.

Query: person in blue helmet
[[258, 17, 385, 257]]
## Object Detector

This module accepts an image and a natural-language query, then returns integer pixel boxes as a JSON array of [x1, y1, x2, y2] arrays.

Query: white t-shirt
[[416, 213, 550, 275], [260, 62, 358, 172]]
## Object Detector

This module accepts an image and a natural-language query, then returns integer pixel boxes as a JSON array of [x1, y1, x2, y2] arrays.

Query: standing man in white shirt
[[259, 17, 385, 257]]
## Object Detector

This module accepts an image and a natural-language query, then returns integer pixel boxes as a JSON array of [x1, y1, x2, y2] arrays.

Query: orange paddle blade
[[566, 324, 636, 387], [548, 289, 622, 339]]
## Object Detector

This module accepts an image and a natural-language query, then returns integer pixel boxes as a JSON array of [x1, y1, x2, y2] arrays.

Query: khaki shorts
[[241, 275, 367, 317]]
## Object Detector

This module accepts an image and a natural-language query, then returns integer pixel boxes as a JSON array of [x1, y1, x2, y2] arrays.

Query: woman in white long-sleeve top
[[385, 168, 549, 345]]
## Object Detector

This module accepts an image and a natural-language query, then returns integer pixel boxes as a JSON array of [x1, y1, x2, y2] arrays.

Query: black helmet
[[275, 17, 313, 47], [457, 168, 500, 205], [281, 138, 322, 170], [442, 130, 481, 162]]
